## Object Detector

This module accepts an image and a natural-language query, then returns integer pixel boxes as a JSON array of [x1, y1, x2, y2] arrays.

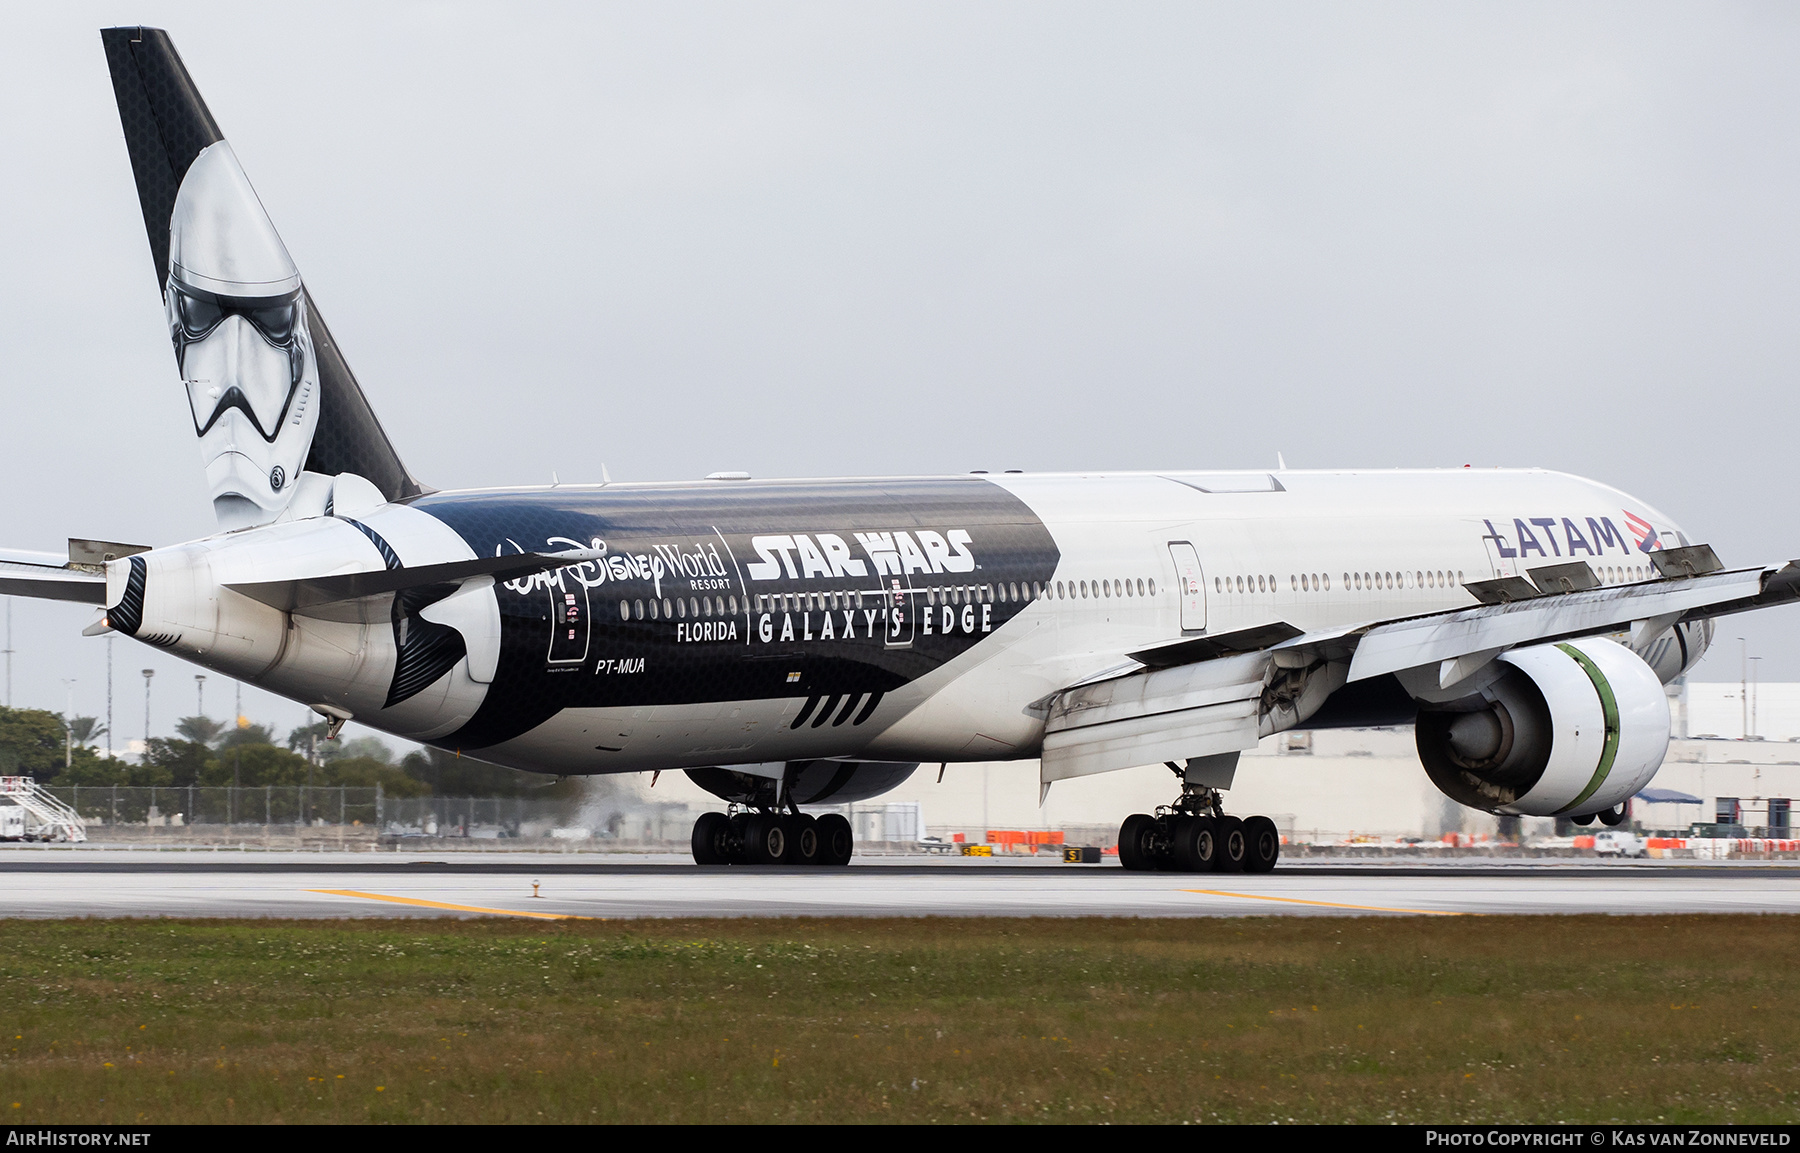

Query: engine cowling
[[685, 760, 918, 808], [1415, 638, 1669, 818]]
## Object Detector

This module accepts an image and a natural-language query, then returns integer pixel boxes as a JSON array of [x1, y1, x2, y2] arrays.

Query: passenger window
[[729, 595, 739, 614], [1147, 579, 1155, 596], [619, 600, 631, 621], [649, 599, 659, 620], [635, 599, 646, 620], [691, 598, 700, 617]]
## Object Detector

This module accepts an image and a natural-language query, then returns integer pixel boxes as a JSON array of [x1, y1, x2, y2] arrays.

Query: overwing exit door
[[1168, 541, 1207, 631]]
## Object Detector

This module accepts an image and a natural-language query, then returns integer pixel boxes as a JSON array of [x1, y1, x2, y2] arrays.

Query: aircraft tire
[[788, 814, 821, 866], [1242, 815, 1280, 873], [815, 813, 854, 866], [1571, 812, 1595, 826], [1597, 804, 1628, 827], [1172, 815, 1217, 873], [691, 811, 732, 865], [1215, 815, 1247, 873], [743, 812, 790, 865], [1117, 813, 1157, 871]]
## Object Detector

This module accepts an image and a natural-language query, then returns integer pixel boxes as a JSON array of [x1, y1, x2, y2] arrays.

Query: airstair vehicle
[[0, 777, 87, 843]]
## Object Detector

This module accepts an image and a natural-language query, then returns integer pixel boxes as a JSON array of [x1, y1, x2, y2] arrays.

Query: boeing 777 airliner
[[4, 28, 1796, 872]]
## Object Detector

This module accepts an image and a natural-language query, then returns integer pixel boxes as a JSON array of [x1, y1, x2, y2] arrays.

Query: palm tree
[[66, 716, 106, 747], [175, 715, 225, 746]]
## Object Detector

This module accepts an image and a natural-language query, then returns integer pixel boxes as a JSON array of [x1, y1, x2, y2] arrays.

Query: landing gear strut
[[1117, 761, 1280, 873], [691, 805, 853, 866]]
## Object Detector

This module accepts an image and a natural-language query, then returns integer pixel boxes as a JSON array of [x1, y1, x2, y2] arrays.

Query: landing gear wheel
[[1597, 805, 1628, 827], [1117, 813, 1157, 871], [1151, 816, 1187, 871], [1242, 815, 1280, 873], [815, 813, 854, 866], [1570, 812, 1595, 826], [743, 812, 790, 864], [1215, 815, 1247, 873], [691, 811, 732, 865], [726, 813, 752, 864], [1172, 815, 1218, 873], [788, 814, 821, 865]]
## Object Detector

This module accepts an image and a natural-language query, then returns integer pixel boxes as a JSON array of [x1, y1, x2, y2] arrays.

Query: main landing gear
[[1116, 763, 1280, 874], [691, 806, 855, 866]]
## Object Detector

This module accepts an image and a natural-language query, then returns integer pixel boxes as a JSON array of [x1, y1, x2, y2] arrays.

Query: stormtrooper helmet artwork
[[165, 141, 320, 530]]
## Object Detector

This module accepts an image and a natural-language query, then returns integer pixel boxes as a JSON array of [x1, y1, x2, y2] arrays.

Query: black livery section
[[100, 26, 424, 503], [341, 520, 469, 708], [414, 478, 1061, 752]]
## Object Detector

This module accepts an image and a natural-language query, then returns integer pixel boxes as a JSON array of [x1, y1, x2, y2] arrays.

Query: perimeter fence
[[38, 785, 591, 837]]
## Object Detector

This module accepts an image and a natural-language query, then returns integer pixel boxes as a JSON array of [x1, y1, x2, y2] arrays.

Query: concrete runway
[[2, 849, 1798, 918]]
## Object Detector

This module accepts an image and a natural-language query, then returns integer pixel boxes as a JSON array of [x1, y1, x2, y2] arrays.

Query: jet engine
[[1414, 638, 1669, 818], [685, 760, 918, 808]]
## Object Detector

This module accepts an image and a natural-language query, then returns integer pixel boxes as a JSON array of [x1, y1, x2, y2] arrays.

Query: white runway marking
[[1, 850, 1798, 918]]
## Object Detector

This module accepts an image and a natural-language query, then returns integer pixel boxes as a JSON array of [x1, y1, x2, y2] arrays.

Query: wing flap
[[1040, 651, 1269, 782]]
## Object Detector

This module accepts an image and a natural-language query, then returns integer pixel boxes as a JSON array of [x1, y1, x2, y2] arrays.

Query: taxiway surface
[[1, 850, 1797, 918]]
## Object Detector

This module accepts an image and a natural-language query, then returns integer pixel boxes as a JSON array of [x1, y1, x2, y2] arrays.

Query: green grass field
[[1, 915, 1795, 1124]]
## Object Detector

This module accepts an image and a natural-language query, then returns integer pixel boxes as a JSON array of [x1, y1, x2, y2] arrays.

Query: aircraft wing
[[1346, 563, 1783, 684], [1041, 548, 1800, 783]]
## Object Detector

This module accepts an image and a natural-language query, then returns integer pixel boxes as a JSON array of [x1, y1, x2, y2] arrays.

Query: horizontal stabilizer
[[226, 548, 603, 613], [0, 559, 105, 605]]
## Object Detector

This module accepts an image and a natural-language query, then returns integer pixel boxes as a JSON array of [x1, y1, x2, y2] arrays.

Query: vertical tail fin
[[100, 27, 423, 529]]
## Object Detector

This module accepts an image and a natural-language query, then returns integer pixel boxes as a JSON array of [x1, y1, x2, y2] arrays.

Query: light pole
[[1739, 637, 1748, 740], [195, 674, 206, 718], [3, 597, 12, 708], [141, 668, 155, 751], [62, 678, 76, 768], [1750, 656, 1762, 739], [106, 636, 113, 758]]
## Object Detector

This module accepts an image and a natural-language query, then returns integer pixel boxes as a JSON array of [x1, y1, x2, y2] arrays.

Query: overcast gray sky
[[3, 2, 1798, 742]]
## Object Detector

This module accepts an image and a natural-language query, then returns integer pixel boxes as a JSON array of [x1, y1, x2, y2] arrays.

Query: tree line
[[0, 706, 553, 797]]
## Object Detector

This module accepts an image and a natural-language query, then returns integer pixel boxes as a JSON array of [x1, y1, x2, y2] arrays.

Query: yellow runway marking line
[[1180, 888, 1469, 916], [307, 889, 596, 920]]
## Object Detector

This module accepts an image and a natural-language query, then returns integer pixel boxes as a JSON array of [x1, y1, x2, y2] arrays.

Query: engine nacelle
[[1415, 638, 1669, 818], [685, 760, 918, 808]]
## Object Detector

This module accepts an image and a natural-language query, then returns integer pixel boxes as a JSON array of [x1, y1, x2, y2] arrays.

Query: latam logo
[[1483, 513, 1660, 559], [745, 530, 976, 582], [1623, 510, 1661, 553]]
